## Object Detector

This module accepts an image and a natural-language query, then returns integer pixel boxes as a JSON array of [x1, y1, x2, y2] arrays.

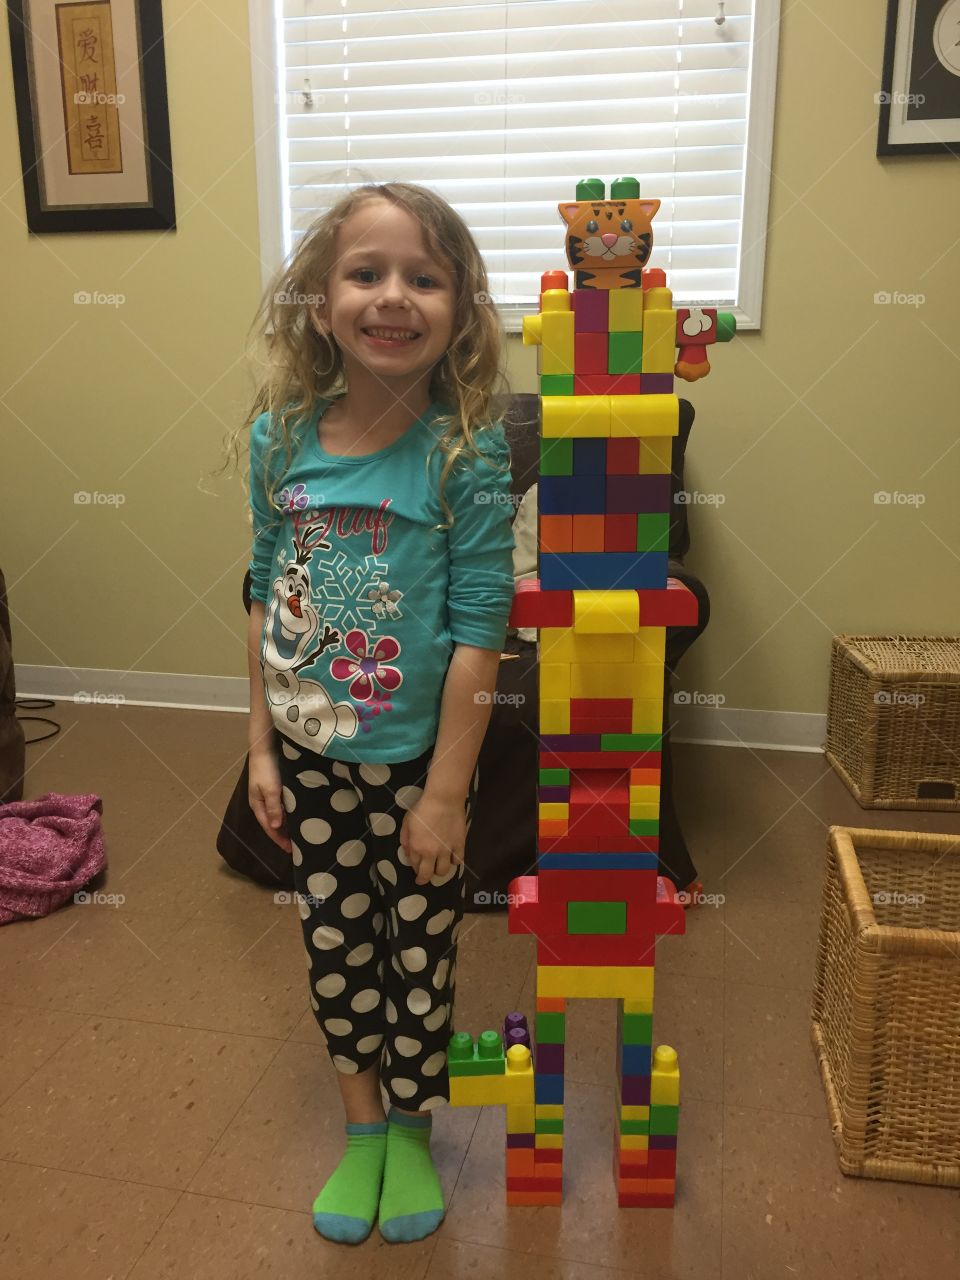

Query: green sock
[[378, 1107, 445, 1243], [312, 1120, 387, 1244]]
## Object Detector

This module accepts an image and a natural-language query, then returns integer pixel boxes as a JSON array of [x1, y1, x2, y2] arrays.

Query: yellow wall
[[2, 2, 957, 715]]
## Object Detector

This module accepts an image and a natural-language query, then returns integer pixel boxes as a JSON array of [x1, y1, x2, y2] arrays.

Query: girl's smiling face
[[313, 198, 457, 392]]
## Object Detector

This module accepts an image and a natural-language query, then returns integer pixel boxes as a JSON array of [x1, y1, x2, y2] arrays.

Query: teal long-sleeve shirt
[[248, 398, 516, 763]]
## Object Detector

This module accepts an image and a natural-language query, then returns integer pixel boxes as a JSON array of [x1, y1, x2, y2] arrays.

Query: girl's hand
[[248, 744, 293, 854], [399, 792, 466, 886]]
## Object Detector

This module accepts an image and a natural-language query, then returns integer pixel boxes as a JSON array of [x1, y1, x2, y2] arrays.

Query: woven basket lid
[[835, 635, 960, 677]]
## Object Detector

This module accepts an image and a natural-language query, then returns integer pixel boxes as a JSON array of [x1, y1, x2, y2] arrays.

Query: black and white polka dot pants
[[276, 734, 476, 1112]]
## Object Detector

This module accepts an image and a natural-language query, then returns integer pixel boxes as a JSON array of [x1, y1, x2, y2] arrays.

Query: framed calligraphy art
[[6, 0, 176, 232], [878, 0, 960, 156]]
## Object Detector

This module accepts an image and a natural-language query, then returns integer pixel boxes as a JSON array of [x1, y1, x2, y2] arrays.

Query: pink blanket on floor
[[0, 793, 105, 924]]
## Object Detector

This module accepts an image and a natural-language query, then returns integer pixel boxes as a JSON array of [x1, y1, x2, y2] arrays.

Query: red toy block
[[536, 868, 658, 904], [642, 267, 667, 290], [539, 751, 662, 771], [605, 514, 639, 551], [636, 580, 698, 627], [536, 935, 658, 967], [569, 699, 633, 734], [606, 437, 640, 473], [537, 835, 660, 854], [535, 1147, 564, 1164], [575, 331, 608, 375], [540, 269, 568, 293], [510, 579, 574, 628], [536, 996, 567, 1012]]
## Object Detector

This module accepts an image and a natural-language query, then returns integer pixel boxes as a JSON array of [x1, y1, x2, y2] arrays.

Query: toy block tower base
[[447, 176, 734, 1208]]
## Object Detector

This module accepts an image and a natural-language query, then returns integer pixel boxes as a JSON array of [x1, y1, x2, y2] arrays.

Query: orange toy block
[[540, 515, 572, 553], [571, 514, 605, 551]]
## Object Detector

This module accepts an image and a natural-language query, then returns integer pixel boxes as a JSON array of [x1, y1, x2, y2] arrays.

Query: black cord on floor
[[14, 697, 62, 745]]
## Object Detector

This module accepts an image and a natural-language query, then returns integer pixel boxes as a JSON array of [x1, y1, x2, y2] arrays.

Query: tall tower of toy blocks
[[446, 177, 735, 1207]]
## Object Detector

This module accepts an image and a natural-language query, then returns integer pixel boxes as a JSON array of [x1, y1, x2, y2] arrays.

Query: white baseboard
[[17, 664, 827, 752]]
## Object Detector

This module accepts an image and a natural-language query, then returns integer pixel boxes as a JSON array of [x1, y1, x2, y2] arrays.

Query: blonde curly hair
[[221, 181, 511, 542]]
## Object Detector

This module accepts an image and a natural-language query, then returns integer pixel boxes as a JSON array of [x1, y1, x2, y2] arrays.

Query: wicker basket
[[811, 826, 960, 1185], [825, 635, 960, 810]]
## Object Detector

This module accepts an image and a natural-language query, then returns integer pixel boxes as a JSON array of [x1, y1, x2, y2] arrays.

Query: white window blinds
[[275, 0, 771, 327]]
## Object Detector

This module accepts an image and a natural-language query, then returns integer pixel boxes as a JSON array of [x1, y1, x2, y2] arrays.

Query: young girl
[[241, 182, 515, 1245]]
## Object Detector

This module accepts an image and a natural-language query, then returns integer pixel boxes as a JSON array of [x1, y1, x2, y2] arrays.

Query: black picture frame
[[7, 0, 176, 232], [878, 0, 960, 156]]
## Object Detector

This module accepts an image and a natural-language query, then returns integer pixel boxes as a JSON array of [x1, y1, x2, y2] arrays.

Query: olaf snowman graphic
[[260, 545, 359, 753]]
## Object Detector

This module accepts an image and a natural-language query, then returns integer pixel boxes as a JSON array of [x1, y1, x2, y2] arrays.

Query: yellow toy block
[[629, 784, 660, 804], [522, 314, 541, 346], [629, 802, 660, 821], [620, 1105, 651, 1121], [538, 699, 570, 734], [634, 628, 666, 663], [570, 665, 628, 700], [650, 1045, 680, 1106], [640, 287, 675, 374], [542, 395, 609, 438], [539, 627, 634, 664], [507, 1103, 536, 1133], [448, 1044, 534, 1107], [631, 665, 664, 699], [537, 965, 654, 1001], [541, 288, 571, 314], [623, 995, 654, 1014], [536, 1104, 564, 1119], [608, 395, 678, 439], [608, 287, 644, 332], [540, 312, 575, 375], [538, 802, 568, 821], [573, 590, 639, 634], [639, 437, 673, 474], [631, 699, 664, 734], [540, 662, 571, 699], [534, 1133, 564, 1149], [619, 1134, 652, 1150]]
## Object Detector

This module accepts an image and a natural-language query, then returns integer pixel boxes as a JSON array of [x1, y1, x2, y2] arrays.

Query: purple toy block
[[535, 1042, 565, 1073], [505, 1012, 528, 1033], [538, 786, 570, 803], [572, 288, 608, 333], [649, 1134, 678, 1149], [539, 734, 602, 751], [605, 474, 672, 514], [640, 373, 674, 394], [619, 1075, 651, 1106], [507, 1132, 535, 1148], [507, 1027, 532, 1050]]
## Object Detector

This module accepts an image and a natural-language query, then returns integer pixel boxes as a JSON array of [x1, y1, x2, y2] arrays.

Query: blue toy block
[[539, 553, 669, 591], [621, 1043, 653, 1075], [537, 853, 660, 870], [573, 438, 607, 475], [538, 475, 605, 515], [535, 1073, 565, 1104]]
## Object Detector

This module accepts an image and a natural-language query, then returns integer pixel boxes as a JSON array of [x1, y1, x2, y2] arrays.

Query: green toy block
[[540, 373, 575, 396], [601, 733, 663, 753], [540, 437, 573, 476], [610, 176, 640, 199], [636, 513, 669, 553], [535, 1117, 564, 1134], [620, 1118, 650, 1135], [447, 1029, 506, 1077], [535, 1010, 566, 1043], [649, 1104, 679, 1136], [716, 311, 736, 342], [539, 767, 570, 786], [629, 819, 660, 837], [608, 330, 643, 375], [621, 1012, 653, 1044], [567, 901, 627, 935]]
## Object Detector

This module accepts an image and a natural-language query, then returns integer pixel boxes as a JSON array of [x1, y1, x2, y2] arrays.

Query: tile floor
[[2, 701, 959, 1278]]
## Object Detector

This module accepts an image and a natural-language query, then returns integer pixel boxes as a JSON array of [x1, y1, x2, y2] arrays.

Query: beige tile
[[653, 896, 726, 977], [722, 894, 819, 991], [444, 1086, 722, 1277], [723, 982, 826, 1117], [126, 1192, 435, 1279], [0, 903, 196, 1015], [427, 1238, 634, 1279], [99, 893, 308, 1037], [0, 1004, 89, 1106], [188, 1038, 478, 1210], [0, 1159, 177, 1280], [0, 1017, 280, 1188], [722, 1105, 960, 1278]]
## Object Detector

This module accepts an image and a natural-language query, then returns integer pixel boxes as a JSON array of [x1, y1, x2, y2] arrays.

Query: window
[[249, 0, 780, 329]]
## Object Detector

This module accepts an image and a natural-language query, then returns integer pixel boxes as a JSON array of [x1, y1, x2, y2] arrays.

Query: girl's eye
[[353, 267, 377, 283], [414, 273, 438, 289], [586, 219, 599, 233], [621, 219, 633, 232]]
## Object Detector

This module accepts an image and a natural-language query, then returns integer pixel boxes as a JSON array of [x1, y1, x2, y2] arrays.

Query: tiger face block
[[558, 196, 661, 291]]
